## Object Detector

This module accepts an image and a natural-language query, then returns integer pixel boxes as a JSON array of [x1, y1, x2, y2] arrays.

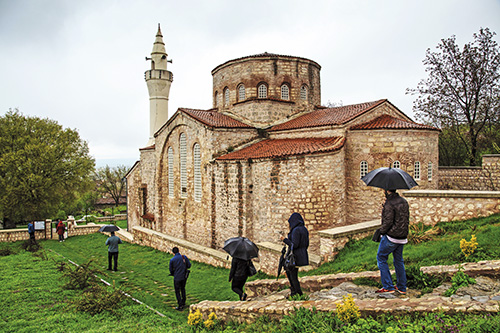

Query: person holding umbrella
[[281, 212, 309, 298], [104, 228, 122, 271], [223, 237, 259, 301], [361, 167, 414, 295]]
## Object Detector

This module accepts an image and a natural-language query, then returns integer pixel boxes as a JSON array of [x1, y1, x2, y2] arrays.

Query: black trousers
[[108, 252, 118, 271], [231, 276, 248, 299], [286, 267, 302, 296], [174, 279, 187, 307]]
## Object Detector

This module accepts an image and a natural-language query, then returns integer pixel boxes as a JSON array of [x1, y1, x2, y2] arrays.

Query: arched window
[[194, 143, 201, 202], [214, 91, 218, 107], [237, 84, 245, 102], [281, 84, 289, 100], [360, 161, 368, 178], [168, 147, 174, 198], [300, 85, 308, 100], [223, 87, 230, 106], [258, 83, 267, 98], [180, 133, 187, 198], [393, 161, 400, 169], [428, 162, 433, 181], [414, 161, 421, 180]]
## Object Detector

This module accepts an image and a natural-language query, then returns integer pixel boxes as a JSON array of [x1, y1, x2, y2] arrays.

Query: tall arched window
[[428, 162, 433, 181], [300, 85, 308, 100], [214, 91, 218, 107], [393, 161, 400, 169], [360, 161, 368, 178], [414, 161, 421, 180], [237, 84, 245, 102], [168, 147, 174, 198], [281, 84, 289, 100], [258, 83, 267, 98], [194, 143, 201, 202], [223, 87, 230, 106], [180, 133, 187, 198]]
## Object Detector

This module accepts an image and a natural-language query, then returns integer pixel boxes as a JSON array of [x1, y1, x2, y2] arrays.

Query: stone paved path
[[190, 260, 500, 323]]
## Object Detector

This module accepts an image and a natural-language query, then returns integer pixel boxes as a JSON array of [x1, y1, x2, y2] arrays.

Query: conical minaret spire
[[145, 24, 173, 145]]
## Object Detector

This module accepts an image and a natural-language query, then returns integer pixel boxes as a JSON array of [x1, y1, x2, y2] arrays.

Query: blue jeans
[[377, 235, 407, 292]]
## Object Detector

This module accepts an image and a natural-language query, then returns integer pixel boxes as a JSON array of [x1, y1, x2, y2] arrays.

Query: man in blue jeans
[[376, 189, 409, 295]]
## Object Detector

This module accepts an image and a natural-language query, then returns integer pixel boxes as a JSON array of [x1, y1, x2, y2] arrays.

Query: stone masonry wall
[[345, 128, 439, 224], [439, 155, 500, 191], [404, 190, 500, 224], [211, 55, 321, 124], [214, 150, 346, 255]]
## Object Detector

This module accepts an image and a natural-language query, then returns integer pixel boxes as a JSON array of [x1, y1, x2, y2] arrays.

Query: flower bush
[[187, 309, 203, 327], [336, 294, 360, 323], [460, 234, 478, 258], [203, 312, 217, 329]]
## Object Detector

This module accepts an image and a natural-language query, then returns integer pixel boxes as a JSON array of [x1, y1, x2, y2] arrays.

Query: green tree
[[0, 110, 95, 228], [408, 28, 500, 166], [94, 165, 128, 207]]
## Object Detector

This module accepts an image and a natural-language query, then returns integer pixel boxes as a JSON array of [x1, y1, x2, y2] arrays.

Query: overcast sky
[[1, 0, 499, 168]]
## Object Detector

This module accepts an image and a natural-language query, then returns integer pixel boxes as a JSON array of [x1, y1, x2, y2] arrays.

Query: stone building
[[126, 26, 440, 255]]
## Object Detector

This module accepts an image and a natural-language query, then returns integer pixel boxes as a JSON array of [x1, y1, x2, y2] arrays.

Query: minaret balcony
[[145, 69, 173, 81]]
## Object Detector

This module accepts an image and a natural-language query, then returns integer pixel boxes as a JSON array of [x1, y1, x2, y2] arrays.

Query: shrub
[[444, 270, 476, 297], [336, 294, 360, 323], [405, 265, 444, 294], [408, 223, 442, 245], [289, 293, 309, 301], [188, 309, 203, 327], [73, 283, 126, 315], [0, 247, 13, 256], [21, 240, 41, 252], [61, 259, 98, 290]]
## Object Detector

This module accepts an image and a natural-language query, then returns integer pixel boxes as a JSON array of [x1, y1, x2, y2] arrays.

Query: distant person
[[105, 231, 122, 271], [281, 212, 309, 298], [169, 247, 191, 311], [56, 220, 66, 242], [376, 189, 409, 295], [27, 221, 36, 244], [228, 257, 254, 301]]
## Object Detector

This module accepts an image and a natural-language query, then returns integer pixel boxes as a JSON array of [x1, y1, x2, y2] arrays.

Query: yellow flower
[[336, 294, 360, 323], [460, 235, 478, 258], [187, 309, 202, 326]]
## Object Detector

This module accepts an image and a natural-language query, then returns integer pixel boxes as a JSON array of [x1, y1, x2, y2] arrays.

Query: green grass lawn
[[1, 214, 500, 332]]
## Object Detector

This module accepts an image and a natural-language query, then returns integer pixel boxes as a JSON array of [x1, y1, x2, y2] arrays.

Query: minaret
[[145, 24, 173, 145]]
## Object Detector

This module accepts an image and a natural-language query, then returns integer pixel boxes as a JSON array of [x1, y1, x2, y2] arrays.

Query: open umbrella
[[98, 224, 120, 233], [361, 167, 418, 190], [223, 237, 259, 261]]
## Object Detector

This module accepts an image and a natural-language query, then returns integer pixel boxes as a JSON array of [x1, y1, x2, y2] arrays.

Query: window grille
[[428, 162, 433, 181], [180, 133, 187, 198], [194, 143, 201, 202], [168, 147, 174, 198], [258, 84, 267, 98], [414, 161, 421, 180], [393, 161, 400, 169], [238, 84, 245, 101], [281, 84, 289, 100], [224, 88, 230, 106], [360, 161, 368, 178], [300, 85, 307, 100]]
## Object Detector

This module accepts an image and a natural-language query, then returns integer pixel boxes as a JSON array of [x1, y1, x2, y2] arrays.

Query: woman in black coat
[[282, 212, 309, 297], [229, 257, 251, 300]]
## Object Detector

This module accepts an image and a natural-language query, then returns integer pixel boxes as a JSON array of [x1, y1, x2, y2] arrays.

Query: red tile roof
[[216, 137, 345, 161], [269, 99, 387, 132], [181, 108, 253, 128], [350, 114, 440, 131]]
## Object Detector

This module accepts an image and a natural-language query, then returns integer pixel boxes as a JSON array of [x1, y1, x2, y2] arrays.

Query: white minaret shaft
[[145, 24, 173, 145]]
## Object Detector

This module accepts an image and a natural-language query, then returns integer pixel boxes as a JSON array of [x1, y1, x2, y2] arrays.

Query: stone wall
[[0, 222, 101, 242], [404, 190, 500, 225], [439, 155, 500, 191]]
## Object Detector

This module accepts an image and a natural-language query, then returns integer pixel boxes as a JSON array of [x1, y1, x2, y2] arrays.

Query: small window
[[223, 87, 230, 106], [180, 133, 187, 198], [168, 147, 174, 198], [281, 84, 289, 100], [393, 161, 400, 169], [428, 162, 433, 181], [258, 83, 267, 98], [414, 161, 421, 180], [300, 85, 308, 100], [194, 143, 201, 202], [214, 91, 218, 107], [237, 84, 245, 102], [360, 161, 368, 178]]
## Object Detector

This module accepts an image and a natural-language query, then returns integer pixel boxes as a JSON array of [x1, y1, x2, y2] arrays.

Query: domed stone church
[[126, 26, 439, 255]]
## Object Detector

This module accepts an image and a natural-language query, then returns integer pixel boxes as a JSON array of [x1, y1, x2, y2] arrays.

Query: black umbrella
[[361, 167, 418, 190], [98, 225, 120, 233], [276, 245, 287, 280], [223, 237, 259, 261]]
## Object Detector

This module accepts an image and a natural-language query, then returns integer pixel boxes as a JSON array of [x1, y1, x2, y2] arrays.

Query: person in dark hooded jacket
[[281, 212, 309, 297], [228, 257, 252, 301]]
